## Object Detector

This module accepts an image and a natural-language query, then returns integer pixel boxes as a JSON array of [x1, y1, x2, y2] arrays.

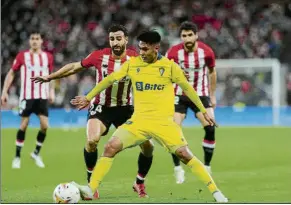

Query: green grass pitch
[[1, 127, 291, 203]]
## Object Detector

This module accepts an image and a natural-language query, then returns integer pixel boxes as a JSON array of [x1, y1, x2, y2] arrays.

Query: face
[[29, 34, 43, 50], [109, 31, 128, 56], [180, 30, 198, 51], [138, 41, 159, 63]]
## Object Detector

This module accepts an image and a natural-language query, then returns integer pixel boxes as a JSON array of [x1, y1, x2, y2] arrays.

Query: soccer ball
[[53, 183, 80, 203]]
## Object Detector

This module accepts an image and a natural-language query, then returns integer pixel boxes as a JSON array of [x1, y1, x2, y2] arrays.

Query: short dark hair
[[29, 30, 43, 38], [137, 30, 161, 44], [179, 21, 198, 35], [108, 24, 128, 36]]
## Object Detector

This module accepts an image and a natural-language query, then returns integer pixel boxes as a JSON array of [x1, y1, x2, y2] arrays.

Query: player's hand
[[203, 112, 218, 127], [210, 95, 216, 109], [1, 93, 9, 105], [70, 96, 90, 110], [31, 76, 51, 84]]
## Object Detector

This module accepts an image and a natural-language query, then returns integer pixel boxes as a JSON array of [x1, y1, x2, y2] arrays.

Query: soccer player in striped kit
[[32, 24, 153, 198], [166, 21, 218, 184], [1, 31, 55, 169]]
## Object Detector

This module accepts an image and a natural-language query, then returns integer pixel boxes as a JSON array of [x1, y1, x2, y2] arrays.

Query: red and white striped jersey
[[81, 48, 138, 107], [166, 41, 215, 96], [12, 50, 54, 100]]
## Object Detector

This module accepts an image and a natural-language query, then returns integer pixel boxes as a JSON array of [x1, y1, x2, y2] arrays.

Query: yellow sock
[[89, 157, 114, 192], [186, 156, 218, 194]]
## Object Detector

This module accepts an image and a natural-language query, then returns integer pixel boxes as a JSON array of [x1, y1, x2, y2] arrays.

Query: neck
[[148, 53, 158, 64], [112, 50, 126, 59], [30, 48, 41, 54], [184, 42, 198, 53]]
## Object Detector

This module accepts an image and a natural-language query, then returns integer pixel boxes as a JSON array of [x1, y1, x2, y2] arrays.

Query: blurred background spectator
[[1, 0, 291, 109]]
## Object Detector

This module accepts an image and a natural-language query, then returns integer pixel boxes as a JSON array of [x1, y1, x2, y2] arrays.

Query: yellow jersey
[[86, 54, 206, 121]]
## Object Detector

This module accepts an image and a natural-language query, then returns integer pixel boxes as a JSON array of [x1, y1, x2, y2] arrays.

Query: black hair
[[179, 21, 198, 35], [137, 30, 161, 44], [29, 30, 43, 38], [108, 24, 128, 36]]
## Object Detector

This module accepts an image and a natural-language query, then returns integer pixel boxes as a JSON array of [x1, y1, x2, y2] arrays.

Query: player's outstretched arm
[[1, 69, 15, 105], [31, 62, 85, 84], [171, 62, 217, 126], [71, 61, 130, 110]]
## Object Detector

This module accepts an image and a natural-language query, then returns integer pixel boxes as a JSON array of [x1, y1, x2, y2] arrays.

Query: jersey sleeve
[[205, 48, 216, 68], [81, 50, 100, 68], [11, 52, 23, 72], [86, 60, 129, 101], [171, 61, 206, 113], [48, 53, 54, 73]]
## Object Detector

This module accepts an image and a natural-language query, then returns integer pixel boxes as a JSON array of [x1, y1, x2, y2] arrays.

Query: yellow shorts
[[112, 118, 188, 153]]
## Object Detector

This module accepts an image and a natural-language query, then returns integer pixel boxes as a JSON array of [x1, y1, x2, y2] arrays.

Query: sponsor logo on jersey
[[135, 82, 165, 91]]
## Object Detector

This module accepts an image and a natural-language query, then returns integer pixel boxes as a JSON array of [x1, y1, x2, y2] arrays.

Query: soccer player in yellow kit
[[70, 30, 228, 202]]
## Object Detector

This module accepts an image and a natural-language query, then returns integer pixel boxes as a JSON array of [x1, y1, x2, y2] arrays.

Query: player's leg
[[133, 140, 154, 197], [12, 99, 32, 169], [172, 95, 187, 183], [195, 97, 215, 172], [76, 125, 147, 200], [174, 146, 227, 202], [84, 118, 107, 183]]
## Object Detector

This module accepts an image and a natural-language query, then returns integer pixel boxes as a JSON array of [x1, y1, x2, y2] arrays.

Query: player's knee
[[140, 140, 154, 157], [204, 125, 215, 141], [20, 120, 29, 131], [86, 140, 97, 152], [103, 137, 122, 157], [175, 146, 193, 164]]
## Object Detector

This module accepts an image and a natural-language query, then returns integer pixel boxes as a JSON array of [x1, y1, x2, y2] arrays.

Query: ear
[[125, 36, 129, 44], [154, 43, 160, 51]]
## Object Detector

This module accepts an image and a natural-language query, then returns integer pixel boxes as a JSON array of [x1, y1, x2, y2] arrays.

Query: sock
[[89, 157, 114, 192], [84, 148, 98, 183], [171, 153, 181, 167], [186, 156, 218, 194], [136, 152, 153, 184], [202, 125, 216, 166], [15, 129, 26, 158], [34, 130, 46, 155]]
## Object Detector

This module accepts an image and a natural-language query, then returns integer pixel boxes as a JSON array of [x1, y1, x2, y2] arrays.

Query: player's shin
[[202, 125, 215, 166], [136, 152, 153, 184], [33, 130, 46, 155], [186, 156, 218, 194], [89, 157, 114, 191], [84, 147, 98, 183], [15, 129, 26, 158]]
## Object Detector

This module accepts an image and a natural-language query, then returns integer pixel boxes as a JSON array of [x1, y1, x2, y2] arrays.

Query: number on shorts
[[19, 100, 26, 114], [90, 104, 102, 116], [174, 96, 179, 105]]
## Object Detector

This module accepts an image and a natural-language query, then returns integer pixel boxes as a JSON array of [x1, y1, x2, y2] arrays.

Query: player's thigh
[[87, 104, 112, 137], [114, 121, 149, 150], [152, 122, 188, 154], [19, 99, 33, 118], [38, 114, 49, 130], [112, 106, 134, 128], [86, 118, 107, 142], [174, 95, 187, 125]]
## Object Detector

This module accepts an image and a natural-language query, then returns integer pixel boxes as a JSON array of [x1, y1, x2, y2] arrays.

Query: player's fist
[[31, 76, 51, 84], [1, 93, 9, 105], [70, 96, 90, 110], [203, 112, 218, 127]]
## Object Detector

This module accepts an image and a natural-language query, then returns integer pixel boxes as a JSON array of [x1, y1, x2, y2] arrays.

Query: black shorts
[[87, 104, 134, 136], [175, 95, 212, 115], [19, 99, 49, 117]]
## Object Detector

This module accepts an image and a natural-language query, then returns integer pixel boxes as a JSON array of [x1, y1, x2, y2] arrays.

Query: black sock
[[136, 152, 153, 184], [16, 129, 26, 158], [34, 130, 46, 155], [171, 153, 180, 166], [84, 148, 98, 183], [203, 125, 215, 166]]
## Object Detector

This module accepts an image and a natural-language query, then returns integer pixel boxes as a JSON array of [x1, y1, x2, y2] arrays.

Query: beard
[[184, 42, 195, 51], [112, 45, 126, 56]]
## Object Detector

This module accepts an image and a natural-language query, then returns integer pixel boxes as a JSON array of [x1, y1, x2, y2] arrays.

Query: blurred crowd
[[2, 0, 291, 109]]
